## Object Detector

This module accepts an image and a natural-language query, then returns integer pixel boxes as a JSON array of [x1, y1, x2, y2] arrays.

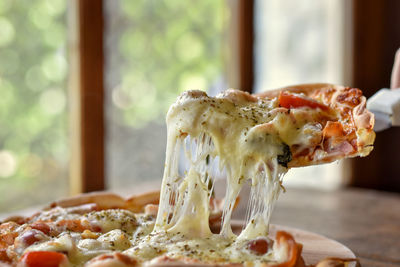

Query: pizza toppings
[[0, 249, 11, 263], [277, 143, 292, 168], [30, 222, 51, 236], [65, 203, 99, 215], [279, 91, 330, 112], [81, 230, 100, 240], [18, 230, 48, 246], [19, 251, 68, 267], [247, 238, 271, 255], [82, 209, 138, 234]]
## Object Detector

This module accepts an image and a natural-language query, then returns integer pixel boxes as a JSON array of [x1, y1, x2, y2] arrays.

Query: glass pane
[[254, 0, 346, 189], [105, 0, 230, 192], [0, 0, 69, 213]]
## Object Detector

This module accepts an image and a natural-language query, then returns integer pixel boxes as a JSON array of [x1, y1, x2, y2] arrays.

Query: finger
[[390, 48, 400, 89]]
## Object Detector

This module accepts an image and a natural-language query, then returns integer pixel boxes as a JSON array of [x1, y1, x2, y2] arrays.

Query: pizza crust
[[46, 191, 160, 213]]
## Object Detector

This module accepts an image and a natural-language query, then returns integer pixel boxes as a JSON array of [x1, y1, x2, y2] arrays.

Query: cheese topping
[[13, 89, 332, 266], [148, 89, 320, 263], [156, 89, 291, 235]]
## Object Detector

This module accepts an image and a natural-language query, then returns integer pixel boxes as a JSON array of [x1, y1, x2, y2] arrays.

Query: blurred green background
[[108, 0, 228, 128], [0, 0, 69, 212]]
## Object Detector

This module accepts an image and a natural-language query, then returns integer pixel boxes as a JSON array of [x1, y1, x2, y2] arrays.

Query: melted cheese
[[156, 91, 288, 229], [17, 89, 327, 266], [148, 89, 301, 264], [82, 209, 138, 234]]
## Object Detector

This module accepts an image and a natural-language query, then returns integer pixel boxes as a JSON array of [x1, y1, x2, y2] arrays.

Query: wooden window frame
[[238, 0, 254, 93], [69, 0, 105, 194]]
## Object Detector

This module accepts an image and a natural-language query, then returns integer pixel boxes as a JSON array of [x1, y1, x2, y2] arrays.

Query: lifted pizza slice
[[155, 83, 374, 263]]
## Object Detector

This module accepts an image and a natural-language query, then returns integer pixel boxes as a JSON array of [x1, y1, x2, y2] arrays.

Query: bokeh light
[[39, 88, 66, 115], [0, 150, 17, 178], [41, 53, 67, 82], [175, 32, 205, 62], [112, 86, 133, 110], [0, 17, 15, 47], [25, 66, 50, 91]]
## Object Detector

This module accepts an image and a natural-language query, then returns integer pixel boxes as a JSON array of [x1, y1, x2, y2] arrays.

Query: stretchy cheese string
[[154, 91, 288, 240]]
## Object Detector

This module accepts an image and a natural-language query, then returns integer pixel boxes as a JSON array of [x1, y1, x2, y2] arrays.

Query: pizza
[[0, 83, 373, 267], [0, 192, 306, 267]]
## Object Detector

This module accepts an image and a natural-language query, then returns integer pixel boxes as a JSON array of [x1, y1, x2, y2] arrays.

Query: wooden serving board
[[231, 221, 357, 267]]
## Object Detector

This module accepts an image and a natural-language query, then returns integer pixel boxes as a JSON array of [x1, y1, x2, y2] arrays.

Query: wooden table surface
[[233, 187, 400, 267]]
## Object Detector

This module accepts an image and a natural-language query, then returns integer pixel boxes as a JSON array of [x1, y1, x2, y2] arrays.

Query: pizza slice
[[159, 83, 374, 240], [167, 83, 374, 171]]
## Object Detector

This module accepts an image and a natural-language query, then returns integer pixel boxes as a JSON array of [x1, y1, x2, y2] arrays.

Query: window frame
[[69, 0, 105, 194]]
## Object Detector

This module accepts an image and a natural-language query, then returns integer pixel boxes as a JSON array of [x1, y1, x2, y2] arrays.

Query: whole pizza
[[0, 84, 374, 267]]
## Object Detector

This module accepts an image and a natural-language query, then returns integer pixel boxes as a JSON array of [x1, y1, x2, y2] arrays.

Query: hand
[[391, 48, 400, 89]]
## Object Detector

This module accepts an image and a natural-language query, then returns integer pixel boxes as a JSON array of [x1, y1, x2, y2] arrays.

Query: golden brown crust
[[125, 191, 160, 213], [86, 253, 138, 267], [47, 192, 127, 210], [45, 191, 160, 213], [260, 231, 304, 267], [256, 83, 375, 167]]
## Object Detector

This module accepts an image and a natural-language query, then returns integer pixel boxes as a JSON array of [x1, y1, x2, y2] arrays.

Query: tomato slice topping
[[20, 251, 67, 267], [247, 238, 270, 255], [279, 91, 329, 111], [30, 222, 51, 235]]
